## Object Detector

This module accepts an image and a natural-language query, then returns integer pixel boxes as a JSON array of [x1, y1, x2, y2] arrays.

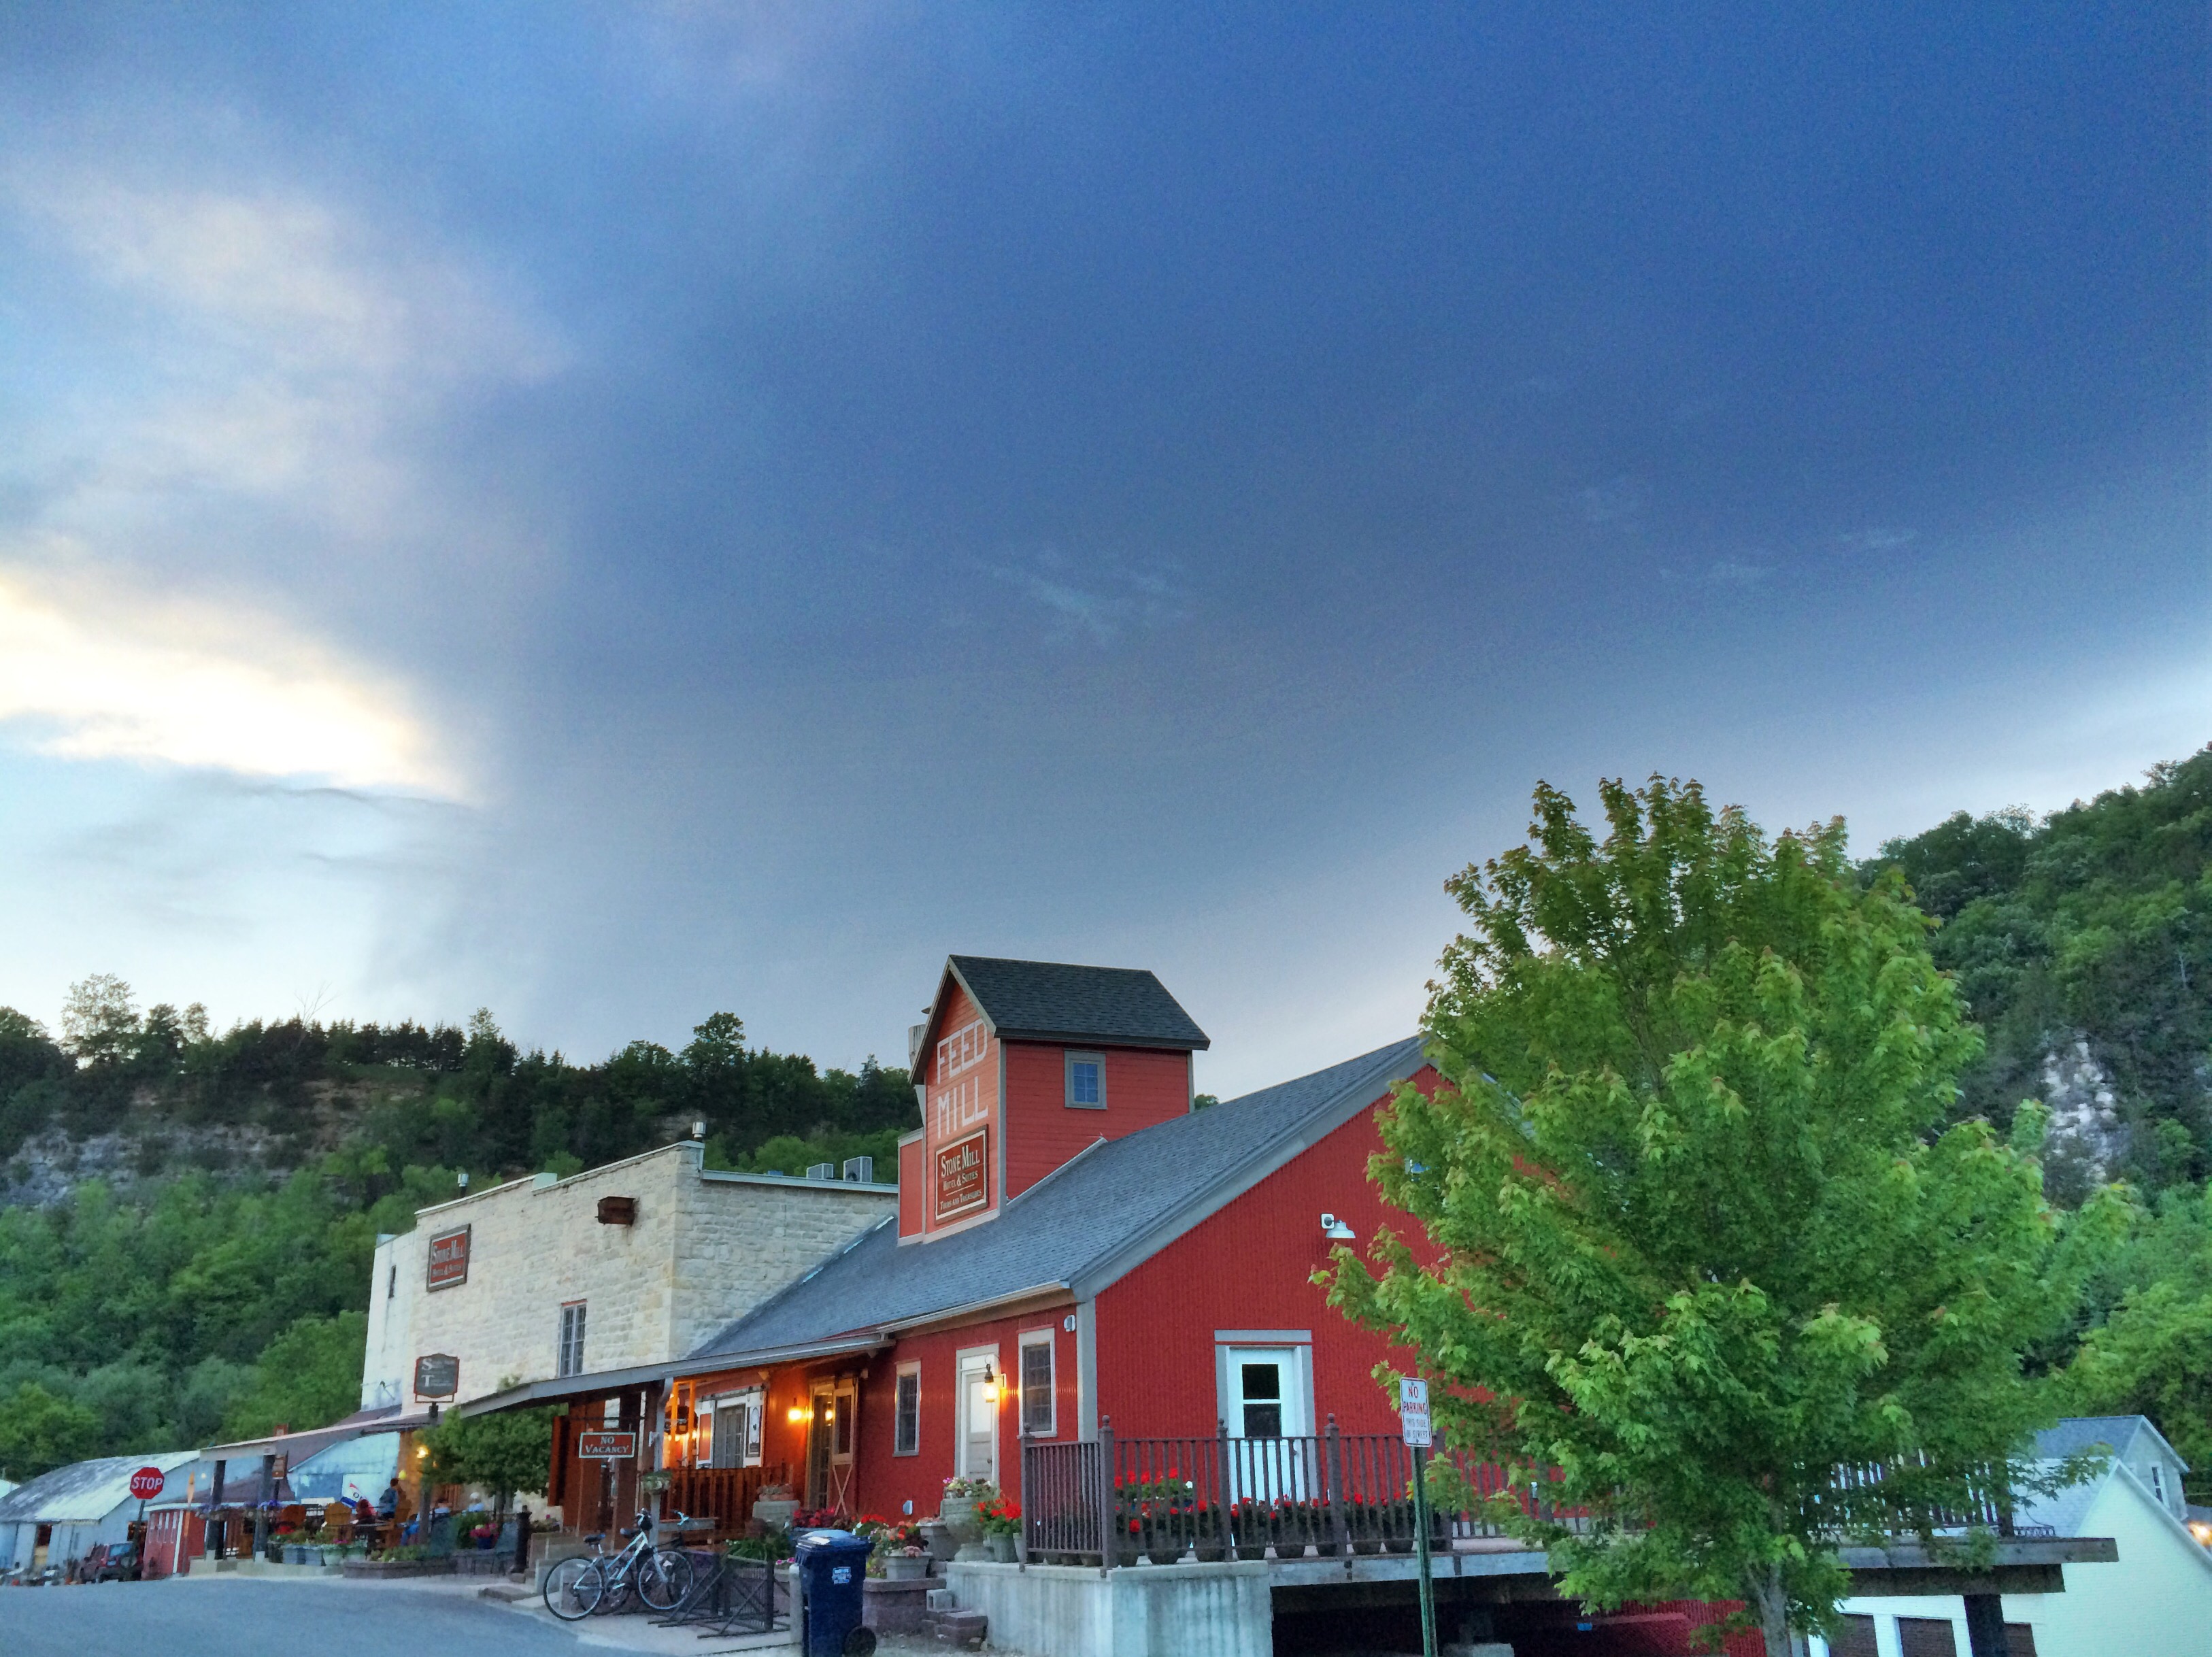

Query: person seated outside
[[376, 1479, 400, 1521]]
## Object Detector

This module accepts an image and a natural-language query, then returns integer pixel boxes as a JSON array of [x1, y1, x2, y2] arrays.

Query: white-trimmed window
[[1065, 1051, 1105, 1109], [894, 1364, 922, 1456], [703, 1387, 765, 1468], [1019, 1330, 1056, 1437], [556, 1302, 587, 1377]]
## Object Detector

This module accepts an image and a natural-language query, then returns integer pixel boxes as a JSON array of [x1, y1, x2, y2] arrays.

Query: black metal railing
[[1023, 1416, 1459, 1565], [1021, 1422, 2037, 1566]]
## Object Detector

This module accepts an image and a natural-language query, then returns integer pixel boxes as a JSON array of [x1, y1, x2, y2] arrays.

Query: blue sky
[[0, 3, 2204, 1095]]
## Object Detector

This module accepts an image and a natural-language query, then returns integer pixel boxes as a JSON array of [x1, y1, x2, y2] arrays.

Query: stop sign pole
[[1399, 1379, 1437, 1657]]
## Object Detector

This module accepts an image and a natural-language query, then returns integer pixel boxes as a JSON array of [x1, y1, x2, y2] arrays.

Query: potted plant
[[938, 1477, 991, 1559], [1230, 1499, 1270, 1560], [867, 1518, 931, 1580], [1190, 1501, 1227, 1563], [470, 1520, 500, 1551], [975, 1492, 1020, 1562], [752, 1482, 800, 1529]]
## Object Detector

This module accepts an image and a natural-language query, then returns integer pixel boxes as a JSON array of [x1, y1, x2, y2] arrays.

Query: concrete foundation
[[943, 1560, 1272, 1657]]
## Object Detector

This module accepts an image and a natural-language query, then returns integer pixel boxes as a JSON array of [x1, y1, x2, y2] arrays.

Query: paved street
[[0, 1573, 797, 1656]]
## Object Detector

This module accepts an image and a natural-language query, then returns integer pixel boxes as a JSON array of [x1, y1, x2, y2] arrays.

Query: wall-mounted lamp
[[1321, 1213, 1356, 1240], [787, 1404, 812, 1425], [979, 1362, 1000, 1404]]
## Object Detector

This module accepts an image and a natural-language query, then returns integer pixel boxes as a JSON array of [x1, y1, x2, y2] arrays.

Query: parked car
[[88, 1542, 141, 1582]]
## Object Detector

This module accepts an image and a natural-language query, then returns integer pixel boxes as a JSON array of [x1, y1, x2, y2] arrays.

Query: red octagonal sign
[[128, 1465, 166, 1500]]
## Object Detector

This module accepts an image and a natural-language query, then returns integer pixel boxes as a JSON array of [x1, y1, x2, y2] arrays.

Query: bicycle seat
[[582, 1532, 605, 1545]]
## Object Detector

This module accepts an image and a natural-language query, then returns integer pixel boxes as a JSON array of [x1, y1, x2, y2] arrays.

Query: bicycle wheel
[[543, 1556, 603, 1621], [637, 1547, 694, 1611]]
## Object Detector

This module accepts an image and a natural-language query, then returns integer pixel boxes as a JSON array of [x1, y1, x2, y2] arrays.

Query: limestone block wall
[[358, 1143, 896, 1410], [671, 1170, 898, 1358]]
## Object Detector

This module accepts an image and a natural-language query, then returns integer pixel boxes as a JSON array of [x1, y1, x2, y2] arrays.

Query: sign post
[[1399, 1377, 1437, 1657]]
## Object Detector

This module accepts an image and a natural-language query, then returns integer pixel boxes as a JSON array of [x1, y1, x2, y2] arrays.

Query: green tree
[[2064, 1181, 2212, 1498], [1325, 777, 2117, 1657], [0, 1380, 101, 1479], [220, 1311, 369, 1440], [419, 1403, 557, 1513], [58, 973, 140, 1067]]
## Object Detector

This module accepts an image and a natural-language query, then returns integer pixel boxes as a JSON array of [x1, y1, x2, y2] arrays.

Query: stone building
[[362, 1140, 896, 1416]]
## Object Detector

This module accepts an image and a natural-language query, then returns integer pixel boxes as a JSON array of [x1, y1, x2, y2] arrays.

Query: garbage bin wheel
[[843, 1630, 877, 1657]]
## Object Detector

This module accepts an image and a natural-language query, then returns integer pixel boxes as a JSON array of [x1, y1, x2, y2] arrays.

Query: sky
[[0, 3, 2204, 1098]]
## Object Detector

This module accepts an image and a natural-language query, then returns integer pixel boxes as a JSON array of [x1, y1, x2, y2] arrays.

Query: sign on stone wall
[[577, 1430, 637, 1460], [426, 1223, 471, 1290], [935, 1128, 988, 1220], [414, 1353, 460, 1399]]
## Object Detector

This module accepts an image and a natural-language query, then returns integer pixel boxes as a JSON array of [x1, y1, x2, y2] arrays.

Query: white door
[[958, 1354, 998, 1486], [1223, 1347, 1312, 1501]]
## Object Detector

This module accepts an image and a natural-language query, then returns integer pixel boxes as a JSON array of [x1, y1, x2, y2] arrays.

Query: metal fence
[[1023, 1416, 1454, 1565], [1021, 1422, 2037, 1566]]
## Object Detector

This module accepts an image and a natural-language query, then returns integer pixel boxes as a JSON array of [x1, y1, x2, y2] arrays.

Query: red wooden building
[[663, 956, 1432, 1521]]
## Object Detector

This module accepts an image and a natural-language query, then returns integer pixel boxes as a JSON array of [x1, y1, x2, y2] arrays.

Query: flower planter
[[920, 1520, 960, 1564], [752, 1498, 800, 1529], [986, 1533, 1016, 1563], [883, 1553, 931, 1581]]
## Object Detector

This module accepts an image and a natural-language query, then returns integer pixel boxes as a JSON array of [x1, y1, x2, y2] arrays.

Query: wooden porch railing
[[658, 1464, 790, 1537]]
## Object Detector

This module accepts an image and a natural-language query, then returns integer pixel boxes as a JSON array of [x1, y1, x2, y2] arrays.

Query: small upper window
[[1066, 1052, 1105, 1109]]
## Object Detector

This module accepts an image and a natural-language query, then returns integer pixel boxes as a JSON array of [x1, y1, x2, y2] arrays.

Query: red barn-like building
[[675, 958, 1430, 1520]]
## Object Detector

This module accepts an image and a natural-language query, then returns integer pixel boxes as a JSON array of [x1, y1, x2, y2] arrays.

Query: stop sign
[[127, 1466, 166, 1500]]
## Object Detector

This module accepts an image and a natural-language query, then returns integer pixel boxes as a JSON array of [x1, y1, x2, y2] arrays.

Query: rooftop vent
[[805, 1162, 837, 1180], [842, 1156, 875, 1184]]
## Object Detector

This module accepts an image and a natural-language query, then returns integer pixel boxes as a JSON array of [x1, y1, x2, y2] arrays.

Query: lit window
[[557, 1302, 587, 1378], [1020, 1334, 1055, 1437], [1066, 1052, 1105, 1109], [895, 1366, 921, 1456]]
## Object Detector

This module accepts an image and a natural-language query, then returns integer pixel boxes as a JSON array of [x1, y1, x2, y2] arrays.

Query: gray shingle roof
[[2034, 1415, 2158, 1465], [690, 1035, 1426, 1362], [945, 956, 1210, 1050]]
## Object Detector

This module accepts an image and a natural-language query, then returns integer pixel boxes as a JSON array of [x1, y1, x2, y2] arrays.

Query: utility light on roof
[[1321, 1213, 1356, 1241]]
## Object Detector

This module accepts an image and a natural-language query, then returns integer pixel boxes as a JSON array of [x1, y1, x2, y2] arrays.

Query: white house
[[0, 1452, 198, 1574], [1815, 1416, 2212, 1657]]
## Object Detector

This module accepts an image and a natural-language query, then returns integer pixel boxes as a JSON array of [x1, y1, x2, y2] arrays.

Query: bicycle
[[542, 1509, 696, 1620]]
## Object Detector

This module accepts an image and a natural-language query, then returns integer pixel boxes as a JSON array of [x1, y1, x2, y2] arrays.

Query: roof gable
[[926, 956, 1211, 1054], [689, 1035, 1425, 1362]]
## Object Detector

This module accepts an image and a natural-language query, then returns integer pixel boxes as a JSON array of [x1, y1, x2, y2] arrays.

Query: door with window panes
[[805, 1378, 858, 1514], [1222, 1347, 1312, 1501]]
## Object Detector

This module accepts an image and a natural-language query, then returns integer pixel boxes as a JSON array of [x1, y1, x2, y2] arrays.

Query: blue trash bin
[[793, 1528, 876, 1657]]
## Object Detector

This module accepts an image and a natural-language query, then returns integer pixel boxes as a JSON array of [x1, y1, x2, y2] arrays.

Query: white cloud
[[0, 558, 459, 797]]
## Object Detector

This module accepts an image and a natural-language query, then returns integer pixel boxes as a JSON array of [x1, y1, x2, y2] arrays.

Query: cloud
[[3, 166, 559, 533], [1837, 527, 1918, 554], [985, 550, 1187, 642], [1659, 556, 1772, 586], [0, 558, 460, 797], [1573, 475, 1647, 528]]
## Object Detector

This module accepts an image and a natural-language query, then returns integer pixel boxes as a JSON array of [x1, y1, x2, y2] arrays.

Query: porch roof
[[689, 1035, 1428, 1365]]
